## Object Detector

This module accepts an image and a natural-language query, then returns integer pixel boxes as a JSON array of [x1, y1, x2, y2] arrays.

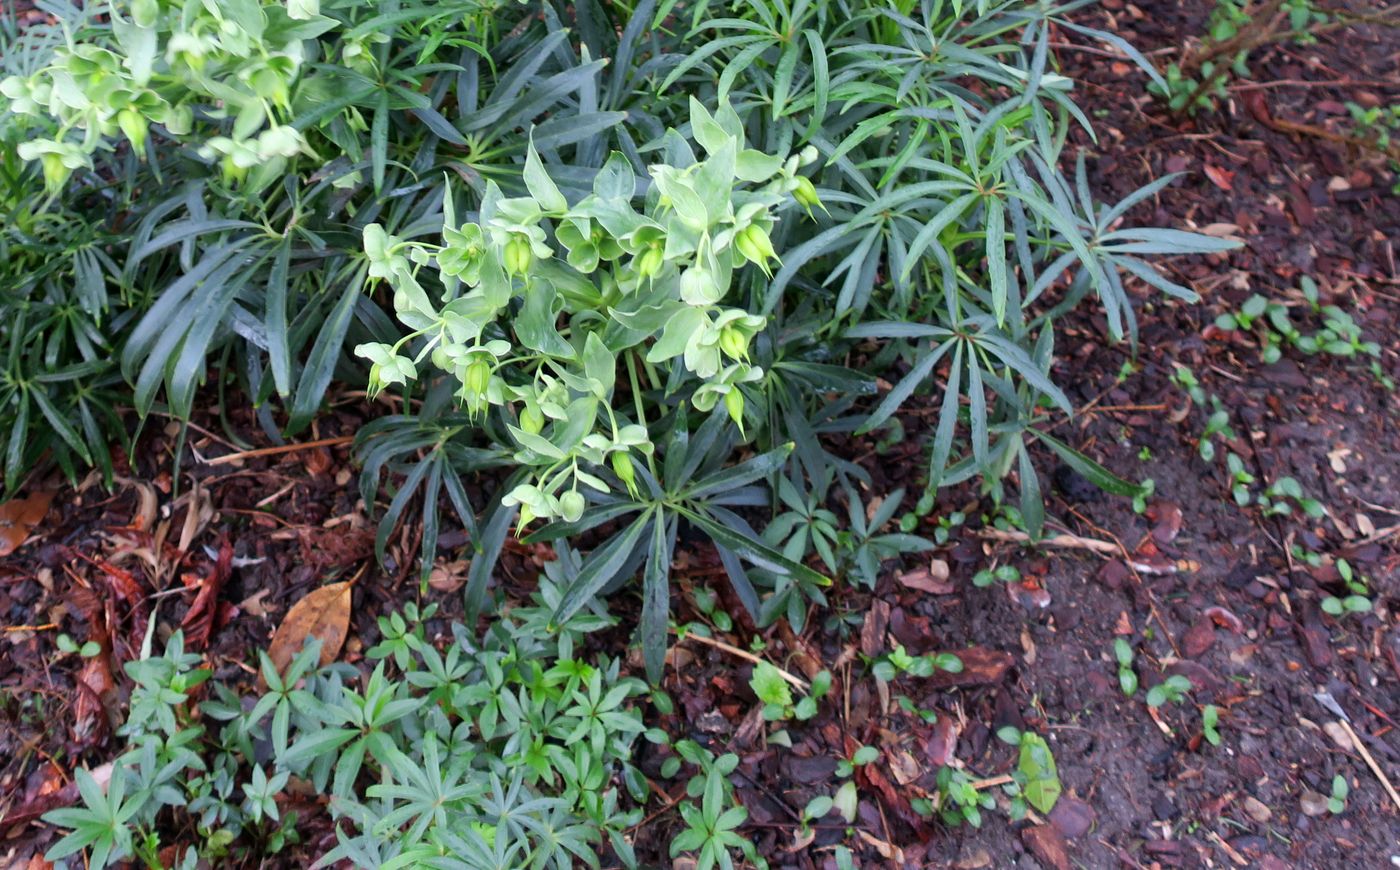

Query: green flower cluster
[[0, 0, 332, 192], [356, 99, 820, 527]]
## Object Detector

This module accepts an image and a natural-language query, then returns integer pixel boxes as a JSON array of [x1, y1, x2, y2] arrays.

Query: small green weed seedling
[[1132, 478, 1155, 514], [1198, 400, 1238, 463], [1258, 477, 1324, 519], [1328, 775, 1349, 814], [1225, 453, 1256, 505], [872, 645, 963, 682], [658, 741, 766, 869], [1171, 365, 1208, 405], [749, 662, 830, 722], [1321, 559, 1373, 617], [919, 767, 996, 828], [1114, 639, 1139, 696], [1202, 704, 1222, 746], [974, 565, 1021, 588], [835, 745, 881, 779], [996, 727, 1063, 818], [55, 633, 101, 658], [1215, 278, 1388, 386], [690, 587, 734, 633], [1146, 674, 1193, 708]]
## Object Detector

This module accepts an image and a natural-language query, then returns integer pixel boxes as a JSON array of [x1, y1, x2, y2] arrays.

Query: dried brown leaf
[[0, 491, 55, 556], [262, 581, 352, 686]]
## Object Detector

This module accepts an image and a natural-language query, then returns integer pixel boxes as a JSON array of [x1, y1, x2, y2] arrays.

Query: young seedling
[[1114, 638, 1139, 697], [1146, 674, 1193, 708], [749, 662, 829, 722], [690, 586, 733, 633], [1258, 477, 1324, 518], [56, 634, 101, 658], [996, 726, 1062, 817], [1202, 704, 1222, 746], [872, 645, 963, 681], [835, 745, 880, 778], [1320, 559, 1373, 617], [1132, 478, 1155, 515], [1328, 775, 1348, 814], [973, 564, 1020, 588], [1225, 453, 1255, 506]]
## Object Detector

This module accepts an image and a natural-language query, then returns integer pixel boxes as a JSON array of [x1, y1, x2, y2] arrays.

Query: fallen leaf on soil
[[262, 581, 352, 685], [72, 648, 116, 745], [181, 539, 234, 649], [0, 491, 55, 556], [857, 829, 904, 862], [428, 559, 470, 593], [925, 715, 957, 767], [239, 588, 272, 618], [1182, 618, 1217, 658], [860, 598, 890, 658], [888, 748, 922, 785], [1204, 164, 1235, 191], [1200, 222, 1243, 239], [1147, 500, 1183, 545], [926, 647, 1013, 689], [954, 847, 992, 869], [1021, 824, 1070, 870], [1295, 616, 1332, 668], [1204, 606, 1244, 633], [897, 559, 953, 594]]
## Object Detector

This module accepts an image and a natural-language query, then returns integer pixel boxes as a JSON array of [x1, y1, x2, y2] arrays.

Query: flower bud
[[635, 245, 664, 280], [718, 325, 748, 361], [724, 388, 745, 431], [559, 490, 586, 523], [735, 224, 775, 276], [464, 358, 491, 397], [611, 451, 637, 497], [679, 265, 717, 305], [117, 108, 147, 154], [799, 145, 819, 166], [504, 235, 533, 276], [792, 176, 822, 213], [520, 404, 545, 435]]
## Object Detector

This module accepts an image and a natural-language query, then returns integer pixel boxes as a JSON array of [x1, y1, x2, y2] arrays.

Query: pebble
[[1243, 795, 1272, 823]]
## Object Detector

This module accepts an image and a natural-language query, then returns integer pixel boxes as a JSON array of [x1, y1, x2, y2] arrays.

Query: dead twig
[[674, 630, 810, 691], [202, 435, 354, 467], [977, 527, 1119, 556]]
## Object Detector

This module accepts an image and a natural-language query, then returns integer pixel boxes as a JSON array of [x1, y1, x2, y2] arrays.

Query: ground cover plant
[[11, 0, 1398, 867]]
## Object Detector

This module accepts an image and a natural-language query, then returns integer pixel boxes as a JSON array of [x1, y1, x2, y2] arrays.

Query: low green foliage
[[43, 563, 678, 869]]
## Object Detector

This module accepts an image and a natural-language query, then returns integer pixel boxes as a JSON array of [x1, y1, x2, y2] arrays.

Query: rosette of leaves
[[357, 99, 831, 679]]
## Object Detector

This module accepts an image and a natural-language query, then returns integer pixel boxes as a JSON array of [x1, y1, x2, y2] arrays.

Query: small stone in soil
[[1049, 797, 1096, 839], [1299, 790, 1331, 817], [1243, 795, 1272, 823]]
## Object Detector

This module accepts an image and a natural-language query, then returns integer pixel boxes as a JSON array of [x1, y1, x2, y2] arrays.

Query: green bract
[[357, 99, 813, 528]]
